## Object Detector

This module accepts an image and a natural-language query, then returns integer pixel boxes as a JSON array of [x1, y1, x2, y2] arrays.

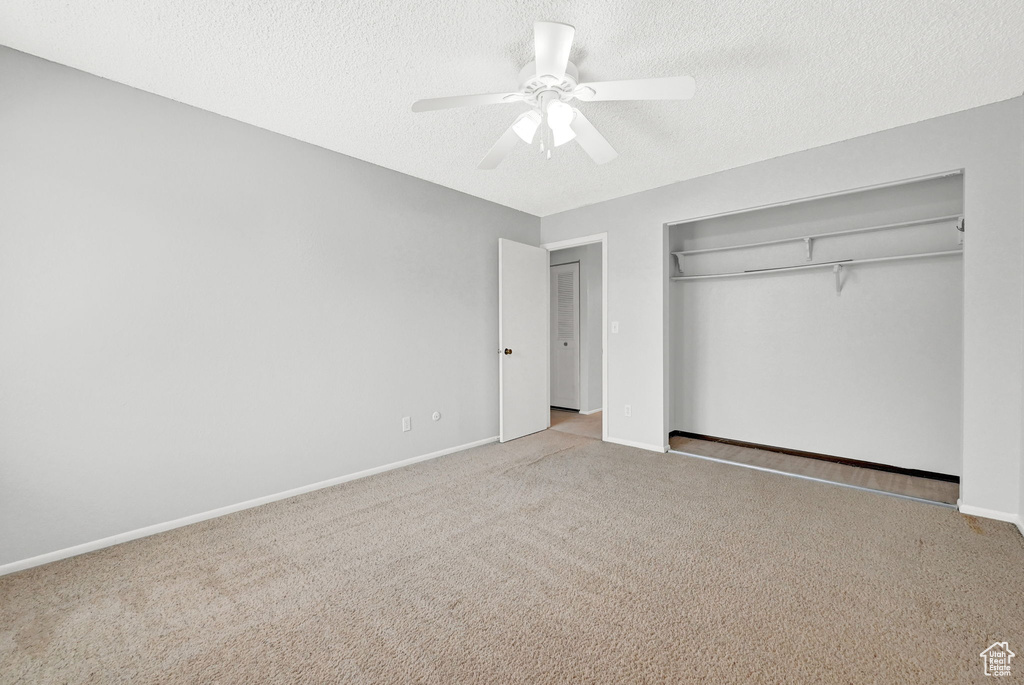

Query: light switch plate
[[611, 321, 619, 334]]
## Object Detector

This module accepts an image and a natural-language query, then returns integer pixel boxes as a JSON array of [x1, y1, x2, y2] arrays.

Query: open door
[[499, 239, 549, 442]]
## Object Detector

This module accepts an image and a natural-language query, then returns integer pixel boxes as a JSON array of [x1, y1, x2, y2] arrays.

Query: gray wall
[[0, 47, 539, 567], [670, 175, 964, 475], [542, 96, 1024, 520], [550, 244, 603, 413]]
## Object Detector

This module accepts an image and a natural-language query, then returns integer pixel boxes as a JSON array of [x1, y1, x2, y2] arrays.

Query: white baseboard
[[579, 408, 603, 415], [957, 501, 1023, 534], [0, 435, 498, 577], [605, 436, 668, 453]]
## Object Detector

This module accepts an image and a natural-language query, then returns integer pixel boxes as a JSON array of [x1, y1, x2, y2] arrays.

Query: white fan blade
[[412, 92, 523, 112], [478, 124, 521, 170], [534, 21, 575, 81], [569, 109, 617, 165], [574, 75, 696, 102]]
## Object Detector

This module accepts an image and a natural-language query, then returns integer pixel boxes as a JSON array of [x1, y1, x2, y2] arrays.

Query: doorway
[[546, 237, 605, 442], [497, 233, 607, 444], [550, 261, 580, 410]]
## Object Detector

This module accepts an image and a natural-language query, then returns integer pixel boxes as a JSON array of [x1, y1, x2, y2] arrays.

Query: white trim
[[957, 501, 1022, 527], [579, 407, 603, 415], [541, 232, 608, 443], [541, 234, 606, 252], [0, 436, 498, 577], [498, 239, 506, 442], [601, 236, 607, 443], [605, 436, 668, 453]]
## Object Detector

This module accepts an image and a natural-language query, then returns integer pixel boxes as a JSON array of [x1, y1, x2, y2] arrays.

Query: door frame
[[540, 233, 608, 442]]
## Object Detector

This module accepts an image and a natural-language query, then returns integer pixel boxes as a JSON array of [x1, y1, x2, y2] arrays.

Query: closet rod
[[670, 249, 962, 282], [672, 214, 962, 257]]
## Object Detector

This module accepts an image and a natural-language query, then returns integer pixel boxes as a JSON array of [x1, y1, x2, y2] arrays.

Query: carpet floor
[[549, 409, 602, 440], [1, 430, 1022, 683]]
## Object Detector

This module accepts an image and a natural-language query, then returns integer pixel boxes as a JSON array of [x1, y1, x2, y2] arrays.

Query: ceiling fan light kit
[[546, 99, 575, 131], [512, 111, 542, 144], [552, 124, 576, 148], [412, 21, 696, 170]]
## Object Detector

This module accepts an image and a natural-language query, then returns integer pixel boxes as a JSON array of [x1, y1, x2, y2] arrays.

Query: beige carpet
[[1, 430, 1022, 684], [549, 408, 602, 440]]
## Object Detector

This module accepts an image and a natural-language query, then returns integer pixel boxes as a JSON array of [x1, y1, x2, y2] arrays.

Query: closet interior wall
[[669, 174, 965, 475]]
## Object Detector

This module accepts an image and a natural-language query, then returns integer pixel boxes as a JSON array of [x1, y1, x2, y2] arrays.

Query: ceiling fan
[[411, 21, 696, 169]]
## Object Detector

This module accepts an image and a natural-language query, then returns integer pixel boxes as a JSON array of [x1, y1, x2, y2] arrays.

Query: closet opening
[[667, 172, 964, 505]]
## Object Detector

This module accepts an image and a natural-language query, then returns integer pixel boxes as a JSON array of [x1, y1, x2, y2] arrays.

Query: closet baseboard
[[669, 430, 959, 483]]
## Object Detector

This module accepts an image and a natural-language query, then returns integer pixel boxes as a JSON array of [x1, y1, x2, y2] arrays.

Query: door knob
[[504, 348, 512, 355]]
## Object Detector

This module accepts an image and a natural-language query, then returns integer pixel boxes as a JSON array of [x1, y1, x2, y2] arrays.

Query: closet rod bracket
[[834, 264, 843, 295], [804, 237, 813, 261]]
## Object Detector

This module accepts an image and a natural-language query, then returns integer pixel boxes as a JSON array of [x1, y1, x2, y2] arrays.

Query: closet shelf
[[671, 214, 963, 260], [670, 249, 963, 293]]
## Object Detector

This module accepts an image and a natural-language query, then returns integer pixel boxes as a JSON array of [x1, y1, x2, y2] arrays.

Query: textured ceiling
[[2, 1, 1023, 216]]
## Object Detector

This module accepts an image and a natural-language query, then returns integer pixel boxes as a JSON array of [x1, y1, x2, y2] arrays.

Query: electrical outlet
[[402, 416, 411, 432], [624, 405, 631, 417]]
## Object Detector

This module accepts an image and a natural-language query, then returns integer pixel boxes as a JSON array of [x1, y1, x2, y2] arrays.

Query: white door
[[499, 239, 549, 442], [550, 262, 580, 410]]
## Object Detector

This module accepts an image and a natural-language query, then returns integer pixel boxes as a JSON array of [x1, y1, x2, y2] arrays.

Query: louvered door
[[550, 262, 580, 410]]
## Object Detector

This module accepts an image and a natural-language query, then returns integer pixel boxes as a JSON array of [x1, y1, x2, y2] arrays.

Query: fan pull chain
[[541, 124, 552, 160]]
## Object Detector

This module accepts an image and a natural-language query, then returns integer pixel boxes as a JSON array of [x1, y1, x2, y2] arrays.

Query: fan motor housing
[[517, 61, 579, 106]]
